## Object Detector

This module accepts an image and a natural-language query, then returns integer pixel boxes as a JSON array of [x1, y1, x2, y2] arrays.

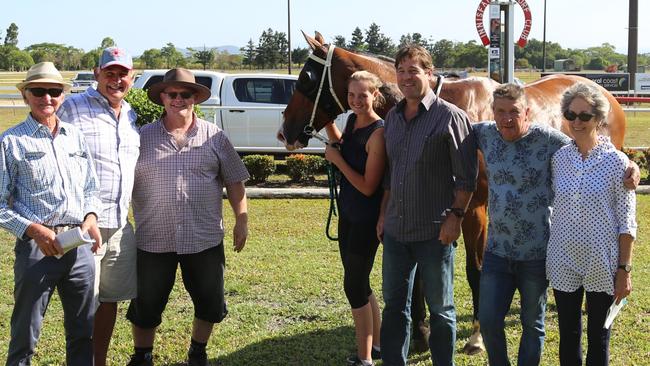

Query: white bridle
[[303, 45, 347, 143]]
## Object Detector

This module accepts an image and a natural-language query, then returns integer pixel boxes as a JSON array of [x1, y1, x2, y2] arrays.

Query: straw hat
[[147, 68, 211, 106], [16, 62, 71, 92]]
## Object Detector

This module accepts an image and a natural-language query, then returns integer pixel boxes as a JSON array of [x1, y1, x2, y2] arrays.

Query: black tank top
[[338, 114, 385, 223]]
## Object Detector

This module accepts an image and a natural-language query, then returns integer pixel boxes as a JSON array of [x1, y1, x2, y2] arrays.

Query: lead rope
[[325, 162, 339, 241]]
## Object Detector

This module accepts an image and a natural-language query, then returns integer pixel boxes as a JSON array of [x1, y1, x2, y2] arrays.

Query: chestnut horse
[[278, 31, 627, 353]]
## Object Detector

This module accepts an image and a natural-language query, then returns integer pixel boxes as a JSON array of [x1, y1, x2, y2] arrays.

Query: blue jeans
[[380, 233, 456, 366], [479, 251, 548, 366]]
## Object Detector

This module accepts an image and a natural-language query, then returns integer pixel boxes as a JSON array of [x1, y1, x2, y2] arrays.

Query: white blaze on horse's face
[[396, 57, 432, 102], [347, 80, 377, 117], [494, 97, 531, 142]]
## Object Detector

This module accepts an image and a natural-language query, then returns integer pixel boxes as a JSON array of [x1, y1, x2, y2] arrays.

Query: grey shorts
[[94, 221, 137, 303]]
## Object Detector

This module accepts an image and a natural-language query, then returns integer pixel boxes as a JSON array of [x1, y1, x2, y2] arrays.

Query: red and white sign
[[476, 0, 532, 48]]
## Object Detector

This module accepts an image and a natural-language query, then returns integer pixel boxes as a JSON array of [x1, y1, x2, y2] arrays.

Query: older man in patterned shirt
[[0, 62, 102, 365], [58, 46, 140, 366], [126, 68, 249, 366]]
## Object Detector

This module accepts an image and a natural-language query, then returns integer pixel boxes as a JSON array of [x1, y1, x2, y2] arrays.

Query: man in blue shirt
[[58, 47, 140, 366], [0, 62, 102, 365]]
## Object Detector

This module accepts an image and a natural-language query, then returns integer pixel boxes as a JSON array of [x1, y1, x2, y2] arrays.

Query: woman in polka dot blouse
[[547, 82, 637, 366]]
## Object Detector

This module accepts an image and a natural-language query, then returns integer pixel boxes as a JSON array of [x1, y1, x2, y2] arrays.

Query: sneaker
[[346, 355, 374, 366], [187, 350, 208, 366], [127, 353, 153, 366]]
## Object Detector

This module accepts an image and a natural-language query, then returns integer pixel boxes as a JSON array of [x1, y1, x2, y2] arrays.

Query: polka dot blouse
[[546, 136, 637, 295]]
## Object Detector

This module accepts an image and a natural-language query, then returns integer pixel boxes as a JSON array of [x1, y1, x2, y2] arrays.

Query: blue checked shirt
[[58, 87, 140, 228], [0, 115, 102, 238]]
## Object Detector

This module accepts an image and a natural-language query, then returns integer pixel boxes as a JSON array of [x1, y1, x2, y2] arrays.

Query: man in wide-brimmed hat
[[126, 68, 249, 366], [58, 46, 140, 366], [0, 61, 102, 365]]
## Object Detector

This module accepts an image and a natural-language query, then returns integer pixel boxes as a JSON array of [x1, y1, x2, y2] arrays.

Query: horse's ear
[[315, 31, 325, 45], [302, 30, 321, 50]]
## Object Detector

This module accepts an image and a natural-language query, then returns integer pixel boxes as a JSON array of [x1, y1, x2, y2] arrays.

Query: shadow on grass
[[161, 326, 355, 366]]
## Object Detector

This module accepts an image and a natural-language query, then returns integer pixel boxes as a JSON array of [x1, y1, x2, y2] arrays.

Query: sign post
[[476, 0, 531, 83]]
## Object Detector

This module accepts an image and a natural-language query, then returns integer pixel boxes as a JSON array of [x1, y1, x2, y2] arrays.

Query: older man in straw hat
[[0, 62, 102, 365], [126, 68, 249, 366], [58, 46, 139, 366]]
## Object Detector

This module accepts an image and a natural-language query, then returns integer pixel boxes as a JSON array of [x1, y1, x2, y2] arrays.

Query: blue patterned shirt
[[58, 87, 140, 228], [0, 115, 102, 238], [473, 122, 570, 260]]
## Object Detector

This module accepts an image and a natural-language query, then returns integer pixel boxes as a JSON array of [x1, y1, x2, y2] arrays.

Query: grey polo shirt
[[383, 89, 477, 242]]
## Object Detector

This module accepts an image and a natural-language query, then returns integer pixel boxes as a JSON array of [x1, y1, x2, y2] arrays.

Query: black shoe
[[371, 347, 381, 360], [345, 355, 374, 366], [127, 352, 153, 366], [187, 350, 208, 366]]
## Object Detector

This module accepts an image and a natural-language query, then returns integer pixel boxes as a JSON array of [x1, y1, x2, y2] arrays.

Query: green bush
[[242, 155, 275, 183], [285, 154, 325, 182], [125, 88, 204, 127]]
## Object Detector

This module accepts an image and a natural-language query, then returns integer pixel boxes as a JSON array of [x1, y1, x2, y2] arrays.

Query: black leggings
[[553, 287, 613, 366], [338, 217, 380, 309]]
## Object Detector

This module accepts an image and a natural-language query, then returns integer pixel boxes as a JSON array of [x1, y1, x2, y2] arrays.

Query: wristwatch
[[443, 208, 466, 218], [617, 264, 632, 273]]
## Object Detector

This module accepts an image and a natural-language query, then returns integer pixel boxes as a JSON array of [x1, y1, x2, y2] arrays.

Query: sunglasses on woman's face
[[563, 110, 594, 122], [164, 91, 194, 100], [27, 88, 64, 98]]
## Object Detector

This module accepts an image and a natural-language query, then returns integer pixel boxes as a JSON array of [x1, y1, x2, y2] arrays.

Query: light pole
[[542, 0, 547, 71], [628, 0, 638, 91], [287, 0, 292, 75]]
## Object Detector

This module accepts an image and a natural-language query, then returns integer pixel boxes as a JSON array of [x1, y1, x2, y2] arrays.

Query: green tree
[[364, 23, 394, 56], [348, 27, 365, 51], [291, 47, 309, 65], [160, 42, 185, 68], [81, 49, 101, 69], [430, 39, 456, 68], [141, 48, 163, 68], [399, 33, 429, 49], [455, 40, 487, 68], [333, 35, 346, 48], [100, 37, 115, 49], [255, 28, 286, 69], [4, 23, 18, 47], [240, 39, 256, 70], [191, 47, 215, 70]]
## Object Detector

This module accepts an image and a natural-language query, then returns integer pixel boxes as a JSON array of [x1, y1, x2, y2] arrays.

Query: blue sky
[[2, 0, 648, 56]]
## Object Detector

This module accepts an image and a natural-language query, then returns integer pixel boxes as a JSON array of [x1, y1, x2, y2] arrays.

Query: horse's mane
[[344, 48, 396, 64]]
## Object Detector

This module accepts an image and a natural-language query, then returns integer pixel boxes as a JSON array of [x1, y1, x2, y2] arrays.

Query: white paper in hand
[[54, 227, 95, 259], [603, 298, 627, 329]]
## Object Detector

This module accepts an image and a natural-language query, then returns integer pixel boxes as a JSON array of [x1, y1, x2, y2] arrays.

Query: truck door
[[222, 77, 293, 149]]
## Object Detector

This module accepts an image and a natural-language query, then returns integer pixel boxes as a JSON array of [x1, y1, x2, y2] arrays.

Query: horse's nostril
[[277, 130, 286, 142]]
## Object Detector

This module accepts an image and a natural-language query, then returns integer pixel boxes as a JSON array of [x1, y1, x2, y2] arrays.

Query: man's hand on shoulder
[[624, 160, 640, 190]]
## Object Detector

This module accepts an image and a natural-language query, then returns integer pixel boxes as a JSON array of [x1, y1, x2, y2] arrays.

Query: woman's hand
[[614, 270, 632, 304], [324, 144, 343, 166]]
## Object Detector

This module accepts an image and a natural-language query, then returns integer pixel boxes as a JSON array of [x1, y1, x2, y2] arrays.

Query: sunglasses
[[27, 88, 64, 98], [563, 110, 594, 122], [164, 91, 194, 100]]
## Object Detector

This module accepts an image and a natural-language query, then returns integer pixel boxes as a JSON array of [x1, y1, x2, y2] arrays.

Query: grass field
[[0, 198, 648, 365]]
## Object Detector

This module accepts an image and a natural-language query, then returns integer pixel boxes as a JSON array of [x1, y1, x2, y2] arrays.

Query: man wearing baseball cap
[[58, 46, 140, 366], [1, 62, 102, 365]]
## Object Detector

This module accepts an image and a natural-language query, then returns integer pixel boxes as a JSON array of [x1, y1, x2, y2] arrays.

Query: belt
[[44, 224, 81, 235]]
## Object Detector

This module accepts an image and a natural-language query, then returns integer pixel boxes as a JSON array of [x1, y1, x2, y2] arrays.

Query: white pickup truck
[[133, 70, 345, 154]]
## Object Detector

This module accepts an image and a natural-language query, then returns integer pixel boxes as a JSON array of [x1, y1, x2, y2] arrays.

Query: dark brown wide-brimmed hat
[[147, 68, 211, 106]]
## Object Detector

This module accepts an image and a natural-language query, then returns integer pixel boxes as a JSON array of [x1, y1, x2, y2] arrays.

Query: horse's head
[[278, 31, 354, 150]]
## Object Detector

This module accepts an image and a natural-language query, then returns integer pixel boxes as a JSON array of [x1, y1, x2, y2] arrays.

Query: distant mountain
[[178, 45, 241, 57]]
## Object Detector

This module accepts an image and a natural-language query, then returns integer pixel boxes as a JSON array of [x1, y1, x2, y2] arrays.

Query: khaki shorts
[[94, 222, 137, 304]]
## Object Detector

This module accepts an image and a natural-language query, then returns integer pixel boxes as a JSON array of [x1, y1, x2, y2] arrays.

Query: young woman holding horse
[[323, 71, 386, 366], [547, 82, 637, 366]]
